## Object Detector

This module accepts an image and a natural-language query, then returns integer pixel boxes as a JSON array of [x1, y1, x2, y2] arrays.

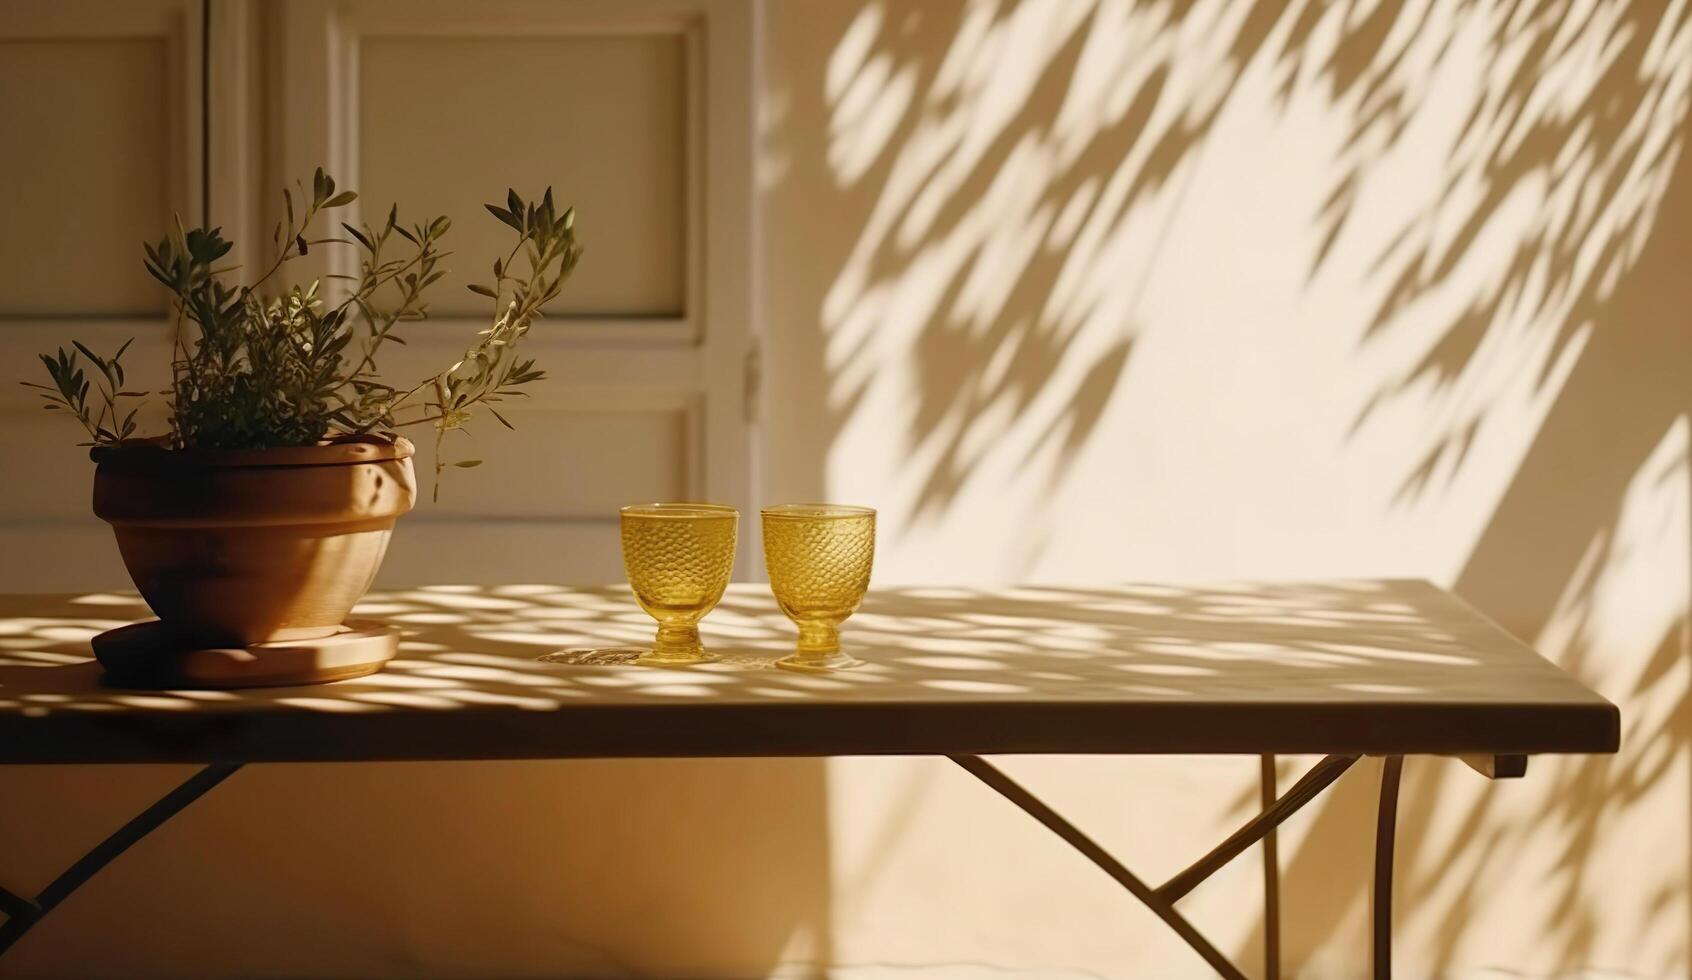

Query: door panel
[[0, 0, 202, 590], [420, 402, 694, 518], [0, 39, 172, 315], [358, 32, 689, 317], [0, 0, 755, 591], [272, 0, 751, 585]]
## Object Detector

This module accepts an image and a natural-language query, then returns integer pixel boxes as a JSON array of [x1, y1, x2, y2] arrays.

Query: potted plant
[[23, 170, 580, 686]]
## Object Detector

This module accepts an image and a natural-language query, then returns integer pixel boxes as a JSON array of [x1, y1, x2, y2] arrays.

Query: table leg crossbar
[[0, 763, 242, 957], [1, 755, 1412, 973], [950, 753, 1406, 980]]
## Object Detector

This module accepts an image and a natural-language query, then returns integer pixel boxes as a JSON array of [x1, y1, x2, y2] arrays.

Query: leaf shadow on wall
[[1259, 1, 1692, 975], [771, 0, 1690, 973], [772, 0, 1287, 566]]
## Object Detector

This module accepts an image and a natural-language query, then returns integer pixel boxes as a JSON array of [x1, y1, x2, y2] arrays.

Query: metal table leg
[[0, 752, 1435, 973], [1373, 756, 1404, 979], [951, 754, 1249, 978], [954, 758, 1360, 980], [0, 763, 242, 958], [1260, 754, 1280, 980], [952, 754, 1361, 979]]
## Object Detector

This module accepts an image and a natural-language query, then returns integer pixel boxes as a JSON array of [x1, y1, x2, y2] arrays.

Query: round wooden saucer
[[93, 619, 399, 689]]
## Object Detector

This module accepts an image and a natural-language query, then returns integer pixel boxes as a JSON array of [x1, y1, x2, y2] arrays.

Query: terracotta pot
[[91, 437, 417, 646]]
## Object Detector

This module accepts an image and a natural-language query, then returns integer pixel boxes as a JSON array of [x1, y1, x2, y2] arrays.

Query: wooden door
[[0, 0, 758, 589]]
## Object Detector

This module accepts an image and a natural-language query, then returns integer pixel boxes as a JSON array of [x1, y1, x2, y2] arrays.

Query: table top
[[0, 580, 1618, 764]]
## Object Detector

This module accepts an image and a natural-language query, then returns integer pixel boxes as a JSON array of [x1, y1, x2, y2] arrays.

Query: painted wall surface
[[761, 0, 1691, 976], [1, 0, 1689, 978]]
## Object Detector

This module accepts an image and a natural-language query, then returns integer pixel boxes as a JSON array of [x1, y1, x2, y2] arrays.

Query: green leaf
[[452, 459, 483, 468], [143, 262, 177, 290], [484, 204, 523, 232], [466, 283, 498, 298], [37, 168, 559, 460], [71, 341, 102, 370]]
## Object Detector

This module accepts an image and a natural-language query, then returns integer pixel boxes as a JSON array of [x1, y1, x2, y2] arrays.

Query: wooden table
[[0, 580, 1618, 978]]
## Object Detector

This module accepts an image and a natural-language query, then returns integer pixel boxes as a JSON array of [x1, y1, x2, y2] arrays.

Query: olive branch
[[23, 169, 581, 498]]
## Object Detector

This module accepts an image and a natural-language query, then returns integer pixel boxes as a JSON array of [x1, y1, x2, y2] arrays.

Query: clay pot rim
[[91, 435, 416, 469]]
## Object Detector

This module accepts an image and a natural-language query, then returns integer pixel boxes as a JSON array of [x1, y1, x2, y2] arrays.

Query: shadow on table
[[0, 588, 834, 978], [0, 579, 1523, 718], [0, 577, 1595, 977]]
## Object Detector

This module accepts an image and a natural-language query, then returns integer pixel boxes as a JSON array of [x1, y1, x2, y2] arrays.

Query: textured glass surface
[[621, 503, 737, 666], [762, 504, 875, 671]]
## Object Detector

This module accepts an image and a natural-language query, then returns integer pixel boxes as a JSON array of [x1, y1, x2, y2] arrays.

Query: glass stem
[[653, 623, 703, 659], [796, 621, 840, 659]]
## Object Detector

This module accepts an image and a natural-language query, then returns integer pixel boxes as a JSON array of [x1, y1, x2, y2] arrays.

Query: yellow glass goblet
[[621, 503, 738, 667], [762, 504, 875, 671]]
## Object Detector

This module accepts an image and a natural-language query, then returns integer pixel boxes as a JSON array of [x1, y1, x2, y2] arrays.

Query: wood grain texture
[[0, 580, 1619, 763]]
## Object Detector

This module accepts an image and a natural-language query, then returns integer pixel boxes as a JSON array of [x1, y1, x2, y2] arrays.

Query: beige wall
[[761, 0, 1692, 975], [2, 0, 1690, 977]]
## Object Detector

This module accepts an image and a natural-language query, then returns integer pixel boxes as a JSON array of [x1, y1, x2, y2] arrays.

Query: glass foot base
[[775, 651, 864, 672], [634, 648, 719, 668]]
